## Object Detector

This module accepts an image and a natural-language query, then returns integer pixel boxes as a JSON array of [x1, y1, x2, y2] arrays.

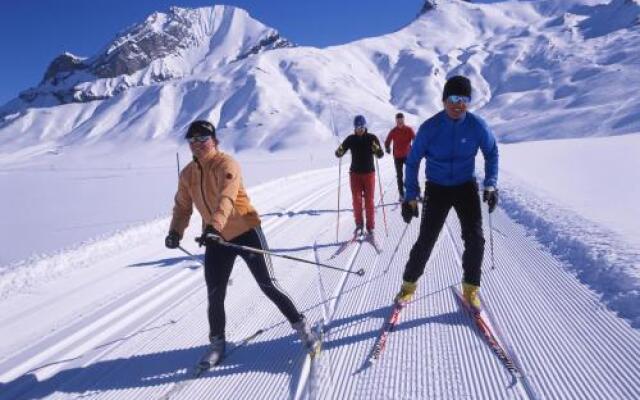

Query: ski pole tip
[[356, 269, 365, 276]]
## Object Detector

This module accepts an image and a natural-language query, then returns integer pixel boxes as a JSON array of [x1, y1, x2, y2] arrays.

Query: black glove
[[372, 142, 384, 158], [165, 230, 181, 249], [196, 225, 223, 247], [483, 188, 499, 213], [335, 145, 345, 158], [385, 146, 391, 154], [401, 201, 419, 224]]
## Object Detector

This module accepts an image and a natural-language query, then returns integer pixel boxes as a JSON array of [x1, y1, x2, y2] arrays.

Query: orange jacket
[[169, 150, 260, 241]]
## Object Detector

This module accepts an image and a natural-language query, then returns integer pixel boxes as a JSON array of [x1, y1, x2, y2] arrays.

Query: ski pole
[[177, 245, 204, 267], [337, 157, 342, 243], [384, 222, 411, 273], [201, 234, 365, 276], [329, 101, 342, 243], [374, 156, 389, 236], [488, 209, 496, 270]]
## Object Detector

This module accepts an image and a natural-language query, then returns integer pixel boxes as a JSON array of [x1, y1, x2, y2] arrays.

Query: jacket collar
[[193, 149, 219, 164], [443, 110, 467, 124]]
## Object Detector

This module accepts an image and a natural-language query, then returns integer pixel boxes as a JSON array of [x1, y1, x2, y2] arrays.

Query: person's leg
[[237, 227, 303, 323], [394, 157, 405, 198], [204, 241, 237, 341], [350, 173, 364, 229], [452, 181, 485, 286], [402, 183, 452, 282], [363, 172, 376, 232]]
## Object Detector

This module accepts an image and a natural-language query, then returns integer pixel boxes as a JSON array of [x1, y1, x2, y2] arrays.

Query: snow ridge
[[499, 177, 640, 328]]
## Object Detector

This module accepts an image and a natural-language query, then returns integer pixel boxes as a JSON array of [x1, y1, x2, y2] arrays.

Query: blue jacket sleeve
[[404, 123, 428, 201], [478, 118, 499, 188]]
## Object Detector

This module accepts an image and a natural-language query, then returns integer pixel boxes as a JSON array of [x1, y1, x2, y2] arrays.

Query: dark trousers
[[204, 226, 301, 340], [402, 180, 485, 286], [394, 157, 406, 197]]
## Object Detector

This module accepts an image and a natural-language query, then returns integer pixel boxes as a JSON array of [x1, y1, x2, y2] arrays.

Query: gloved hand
[[372, 142, 384, 158], [196, 225, 223, 247], [385, 145, 391, 154], [335, 145, 345, 158], [165, 230, 181, 249], [401, 201, 419, 224], [483, 187, 499, 213]]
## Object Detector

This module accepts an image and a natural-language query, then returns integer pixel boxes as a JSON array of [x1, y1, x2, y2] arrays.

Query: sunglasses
[[187, 136, 211, 144], [447, 95, 471, 104]]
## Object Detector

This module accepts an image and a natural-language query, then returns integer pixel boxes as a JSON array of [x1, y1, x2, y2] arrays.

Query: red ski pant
[[350, 172, 376, 231]]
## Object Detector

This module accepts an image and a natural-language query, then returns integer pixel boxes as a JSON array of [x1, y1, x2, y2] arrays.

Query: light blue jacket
[[405, 110, 498, 200]]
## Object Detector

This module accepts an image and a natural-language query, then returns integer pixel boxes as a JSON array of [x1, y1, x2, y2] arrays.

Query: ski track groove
[[2, 164, 640, 399], [0, 169, 342, 400]]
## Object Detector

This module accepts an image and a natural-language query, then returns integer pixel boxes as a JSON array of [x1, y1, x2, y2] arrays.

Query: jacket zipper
[[196, 159, 214, 218], [450, 122, 456, 182]]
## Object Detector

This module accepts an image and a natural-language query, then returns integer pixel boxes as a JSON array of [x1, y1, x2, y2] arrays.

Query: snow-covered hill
[[1, 0, 639, 155]]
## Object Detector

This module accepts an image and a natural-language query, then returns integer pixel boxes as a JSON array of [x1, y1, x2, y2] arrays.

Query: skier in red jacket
[[385, 112, 416, 201]]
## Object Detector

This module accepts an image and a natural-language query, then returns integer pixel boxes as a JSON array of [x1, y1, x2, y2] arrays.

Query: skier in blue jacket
[[395, 75, 499, 310]]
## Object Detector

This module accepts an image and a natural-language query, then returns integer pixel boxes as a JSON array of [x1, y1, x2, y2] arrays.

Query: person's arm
[[404, 123, 428, 201], [169, 170, 193, 238], [372, 135, 384, 158], [384, 130, 394, 154], [478, 119, 499, 189], [335, 136, 351, 157], [211, 158, 242, 232]]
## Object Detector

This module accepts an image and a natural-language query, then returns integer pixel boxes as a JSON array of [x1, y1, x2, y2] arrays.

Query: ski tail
[[369, 300, 406, 362], [453, 287, 520, 375]]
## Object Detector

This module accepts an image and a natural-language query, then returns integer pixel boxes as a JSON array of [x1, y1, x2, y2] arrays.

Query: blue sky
[[0, 0, 423, 105]]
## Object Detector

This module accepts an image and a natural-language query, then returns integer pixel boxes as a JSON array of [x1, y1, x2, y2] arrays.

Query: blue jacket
[[405, 111, 499, 201]]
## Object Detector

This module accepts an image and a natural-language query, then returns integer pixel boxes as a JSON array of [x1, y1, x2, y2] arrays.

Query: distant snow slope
[[1, 0, 639, 154]]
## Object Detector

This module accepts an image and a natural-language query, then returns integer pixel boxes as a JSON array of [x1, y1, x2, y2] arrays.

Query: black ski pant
[[394, 157, 406, 198], [402, 180, 485, 286], [204, 226, 302, 341]]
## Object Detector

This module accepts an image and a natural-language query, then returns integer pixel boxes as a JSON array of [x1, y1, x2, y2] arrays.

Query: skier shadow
[[270, 240, 345, 254], [0, 333, 308, 400], [127, 255, 202, 269], [322, 304, 466, 355], [261, 208, 354, 219]]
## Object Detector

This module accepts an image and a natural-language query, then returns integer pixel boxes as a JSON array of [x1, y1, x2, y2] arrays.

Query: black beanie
[[442, 76, 472, 101], [186, 120, 216, 139]]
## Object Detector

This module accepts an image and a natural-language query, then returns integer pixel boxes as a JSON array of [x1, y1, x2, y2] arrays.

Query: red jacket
[[385, 125, 415, 158]]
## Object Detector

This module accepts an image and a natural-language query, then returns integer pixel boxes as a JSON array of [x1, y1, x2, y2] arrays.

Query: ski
[[329, 229, 363, 259], [453, 288, 521, 376], [369, 300, 406, 362], [364, 232, 382, 254], [158, 328, 264, 400]]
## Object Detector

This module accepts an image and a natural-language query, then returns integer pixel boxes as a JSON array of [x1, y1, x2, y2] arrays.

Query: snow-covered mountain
[[0, 0, 639, 154]]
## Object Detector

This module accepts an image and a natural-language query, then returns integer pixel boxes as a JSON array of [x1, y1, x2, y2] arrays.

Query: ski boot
[[354, 224, 364, 238], [462, 282, 481, 311], [199, 335, 226, 369], [292, 317, 321, 355], [394, 280, 417, 304]]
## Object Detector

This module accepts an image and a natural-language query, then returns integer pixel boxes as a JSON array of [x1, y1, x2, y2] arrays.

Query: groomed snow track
[[1, 160, 639, 400]]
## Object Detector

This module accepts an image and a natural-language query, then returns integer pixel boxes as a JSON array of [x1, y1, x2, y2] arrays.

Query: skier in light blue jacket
[[395, 75, 499, 310]]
